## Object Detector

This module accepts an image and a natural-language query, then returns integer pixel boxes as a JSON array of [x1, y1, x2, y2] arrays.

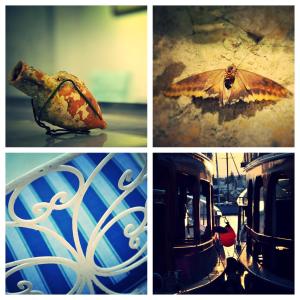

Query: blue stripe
[[6, 244, 24, 293], [6, 228, 50, 293]]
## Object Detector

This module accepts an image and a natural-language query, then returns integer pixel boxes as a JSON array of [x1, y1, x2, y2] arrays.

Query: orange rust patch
[[67, 97, 86, 117], [59, 84, 74, 97], [65, 94, 105, 128]]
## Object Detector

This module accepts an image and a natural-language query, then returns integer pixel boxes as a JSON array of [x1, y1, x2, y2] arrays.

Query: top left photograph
[[6, 5, 147, 147]]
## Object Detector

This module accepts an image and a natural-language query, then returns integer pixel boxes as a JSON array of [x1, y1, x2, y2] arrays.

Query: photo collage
[[1, 0, 296, 297]]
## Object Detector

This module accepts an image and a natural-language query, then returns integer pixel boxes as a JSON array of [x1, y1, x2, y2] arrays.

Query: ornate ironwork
[[6, 153, 147, 294]]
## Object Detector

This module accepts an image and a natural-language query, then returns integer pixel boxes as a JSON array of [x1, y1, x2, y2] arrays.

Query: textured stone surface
[[153, 6, 294, 147]]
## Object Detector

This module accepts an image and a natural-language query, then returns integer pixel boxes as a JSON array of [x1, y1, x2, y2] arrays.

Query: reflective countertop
[[6, 97, 147, 147]]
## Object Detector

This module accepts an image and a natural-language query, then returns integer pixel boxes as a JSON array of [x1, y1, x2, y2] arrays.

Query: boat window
[[253, 176, 264, 233], [199, 180, 211, 242], [247, 180, 253, 228], [185, 194, 194, 240], [199, 198, 207, 233], [154, 189, 166, 205], [174, 174, 212, 244], [175, 173, 199, 243], [272, 175, 293, 239], [259, 186, 265, 234]]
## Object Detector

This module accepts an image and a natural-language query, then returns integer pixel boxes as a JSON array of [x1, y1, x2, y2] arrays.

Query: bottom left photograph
[[5, 153, 147, 295]]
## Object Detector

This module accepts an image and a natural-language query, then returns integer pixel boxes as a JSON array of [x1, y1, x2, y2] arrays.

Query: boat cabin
[[238, 153, 294, 293], [153, 153, 225, 294]]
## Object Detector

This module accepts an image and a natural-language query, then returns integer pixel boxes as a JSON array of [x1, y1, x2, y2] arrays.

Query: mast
[[230, 152, 241, 178], [215, 153, 221, 204], [226, 153, 229, 203]]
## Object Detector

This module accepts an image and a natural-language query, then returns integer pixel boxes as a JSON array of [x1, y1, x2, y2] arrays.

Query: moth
[[163, 64, 292, 106]]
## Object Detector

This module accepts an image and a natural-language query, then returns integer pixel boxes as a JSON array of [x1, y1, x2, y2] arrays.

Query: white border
[[1, 0, 299, 299]]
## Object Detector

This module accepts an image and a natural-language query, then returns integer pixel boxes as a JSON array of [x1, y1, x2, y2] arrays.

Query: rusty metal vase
[[9, 61, 107, 131]]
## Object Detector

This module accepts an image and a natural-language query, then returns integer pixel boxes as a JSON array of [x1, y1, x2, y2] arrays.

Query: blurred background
[[6, 6, 147, 147]]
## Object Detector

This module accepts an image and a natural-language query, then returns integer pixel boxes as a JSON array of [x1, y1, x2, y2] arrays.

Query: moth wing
[[227, 71, 255, 104], [164, 69, 224, 99], [234, 69, 292, 102]]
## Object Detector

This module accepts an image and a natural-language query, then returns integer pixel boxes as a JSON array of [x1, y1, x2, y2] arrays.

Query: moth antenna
[[236, 51, 250, 69], [220, 14, 266, 69]]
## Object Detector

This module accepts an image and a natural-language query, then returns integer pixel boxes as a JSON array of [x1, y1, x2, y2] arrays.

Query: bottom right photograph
[[153, 152, 294, 294]]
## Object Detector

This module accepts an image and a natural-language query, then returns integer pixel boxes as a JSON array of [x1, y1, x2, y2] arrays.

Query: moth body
[[224, 65, 237, 90], [221, 65, 237, 106]]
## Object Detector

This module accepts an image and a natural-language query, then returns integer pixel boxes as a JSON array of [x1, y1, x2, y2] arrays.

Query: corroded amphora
[[9, 61, 107, 133]]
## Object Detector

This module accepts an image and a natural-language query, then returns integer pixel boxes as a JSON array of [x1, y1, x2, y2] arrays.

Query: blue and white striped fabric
[[6, 153, 147, 294]]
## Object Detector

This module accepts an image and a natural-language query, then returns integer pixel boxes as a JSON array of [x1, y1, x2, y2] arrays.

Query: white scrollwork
[[6, 153, 147, 294]]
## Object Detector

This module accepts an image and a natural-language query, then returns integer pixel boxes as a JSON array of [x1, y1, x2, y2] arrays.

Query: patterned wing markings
[[163, 69, 224, 99], [163, 66, 292, 106], [234, 69, 293, 102]]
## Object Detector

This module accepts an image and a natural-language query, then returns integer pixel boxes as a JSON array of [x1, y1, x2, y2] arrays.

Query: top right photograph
[[153, 6, 294, 147]]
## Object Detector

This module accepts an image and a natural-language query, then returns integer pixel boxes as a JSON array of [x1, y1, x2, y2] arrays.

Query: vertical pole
[[226, 153, 229, 203], [237, 206, 242, 246], [215, 153, 221, 204]]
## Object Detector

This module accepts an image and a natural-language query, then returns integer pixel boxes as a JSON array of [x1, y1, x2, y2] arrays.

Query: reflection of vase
[[9, 61, 107, 130]]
